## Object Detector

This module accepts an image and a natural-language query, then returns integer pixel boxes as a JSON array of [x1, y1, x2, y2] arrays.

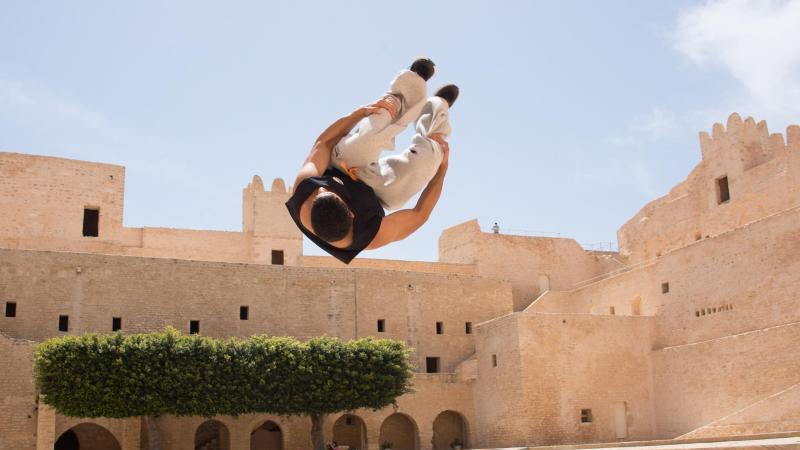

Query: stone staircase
[[496, 433, 800, 450]]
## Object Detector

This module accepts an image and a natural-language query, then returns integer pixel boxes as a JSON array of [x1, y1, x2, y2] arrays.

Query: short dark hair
[[310, 194, 352, 242]]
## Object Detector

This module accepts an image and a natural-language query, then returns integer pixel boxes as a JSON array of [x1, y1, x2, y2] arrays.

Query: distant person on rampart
[[286, 58, 458, 263]]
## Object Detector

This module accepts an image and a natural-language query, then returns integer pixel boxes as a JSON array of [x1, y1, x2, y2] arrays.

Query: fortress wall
[[352, 269, 512, 372], [439, 220, 619, 312], [618, 116, 800, 263], [0, 153, 303, 266], [651, 321, 800, 438], [0, 334, 37, 450], [472, 314, 530, 448], [474, 313, 655, 448], [301, 255, 477, 275], [130, 227, 252, 262], [542, 205, 800, 349], [516, 314, 655, 446], [0, 152, 126, 242], [0, 248, 512, 373]]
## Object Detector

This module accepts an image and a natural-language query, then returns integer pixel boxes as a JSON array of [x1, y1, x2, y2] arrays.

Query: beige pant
[[331, 69, 452, 210]]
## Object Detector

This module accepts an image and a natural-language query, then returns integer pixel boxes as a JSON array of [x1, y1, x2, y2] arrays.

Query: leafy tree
[[34, 329, 413, 450]]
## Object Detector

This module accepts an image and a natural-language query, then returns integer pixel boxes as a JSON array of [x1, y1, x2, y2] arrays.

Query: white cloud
[[674, 0, 800, 126], [0, 79, 113, 136], [0, 78, 207, 192], [633, 109, 679, 142]]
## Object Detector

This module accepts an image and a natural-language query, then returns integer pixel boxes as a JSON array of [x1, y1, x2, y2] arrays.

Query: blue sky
[[2, 1, 799, 261]]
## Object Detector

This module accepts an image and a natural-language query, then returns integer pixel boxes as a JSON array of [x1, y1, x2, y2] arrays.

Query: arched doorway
[[333, 414, 367, 450], [632, 296, 642, 316], [251, 420, 283, 450], [195, 420, 230, 450], [538, 274, 550, 294], [55, 423, 121, 450], [432, 411, 468, 450], [379, 413, 418, 450]]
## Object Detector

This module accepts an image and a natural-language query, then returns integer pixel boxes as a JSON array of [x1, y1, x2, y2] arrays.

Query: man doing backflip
[[286, 58, 458, 263]]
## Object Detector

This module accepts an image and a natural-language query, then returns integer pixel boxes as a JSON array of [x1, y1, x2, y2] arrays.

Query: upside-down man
[[286, 58, 459, 263]]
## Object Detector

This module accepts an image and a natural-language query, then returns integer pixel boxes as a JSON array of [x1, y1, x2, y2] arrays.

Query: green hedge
[[34, 329, 413, 418]]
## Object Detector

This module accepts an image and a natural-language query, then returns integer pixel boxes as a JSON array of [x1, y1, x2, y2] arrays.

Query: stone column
[[35, 398, 55, 450], [121, 417, 141, 450], [366, 421, 381, 450]]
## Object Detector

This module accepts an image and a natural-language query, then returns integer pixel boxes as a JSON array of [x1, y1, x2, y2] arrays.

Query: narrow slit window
[[189, 320, 200, 334], [662, 282, 670, 294], [240, 306, 249, 320], [58, 315, 69, 332], [436, 321, 444, 335], [465, 322, 473, 334], [581, 408, 593, 423], [377, 319, 385, 333], [82, 208, 99, 237], [112, 317, 122, 331], [609, 306, 616, 315], [5, 302, 16, 318], [717, 176, 730, 204], [271, 250, 284, 265], [425, 357, 440, 373], [492, 354, 498, 367]]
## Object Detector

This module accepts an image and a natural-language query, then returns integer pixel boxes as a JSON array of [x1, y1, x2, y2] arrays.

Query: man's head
[[310, 192, 352, 242]]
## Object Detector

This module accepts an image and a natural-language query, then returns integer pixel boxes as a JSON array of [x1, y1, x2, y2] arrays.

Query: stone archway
[[432, 410, 468, 450], [333, 414, 367, 450], [55, 423, 121, 450], [251, 420, 283, 450], [379, 413, 418, 450], [195, 419, 230, 450]]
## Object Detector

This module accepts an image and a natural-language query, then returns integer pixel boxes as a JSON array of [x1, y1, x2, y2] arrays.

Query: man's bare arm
[[291, 103, 388, 193], [366, 136, 450, 250]]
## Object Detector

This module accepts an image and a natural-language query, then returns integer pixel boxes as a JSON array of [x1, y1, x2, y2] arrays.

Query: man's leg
[[331, 68, 429, 170], [360, 93, 453, 210]]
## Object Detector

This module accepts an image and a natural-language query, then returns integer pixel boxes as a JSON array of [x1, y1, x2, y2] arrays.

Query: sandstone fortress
[[1, 113, 799, 450]]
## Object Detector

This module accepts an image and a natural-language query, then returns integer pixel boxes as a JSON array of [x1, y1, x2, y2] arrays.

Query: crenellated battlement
[[618, 113, 800, 263], [699, 113, 800, 170]]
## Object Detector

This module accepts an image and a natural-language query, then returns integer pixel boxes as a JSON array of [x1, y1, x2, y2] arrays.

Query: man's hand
[[430, 134, 449, 167], [291, 105, 379, 193], [365, 96, 399, 120], [366, 135, 450, 250]]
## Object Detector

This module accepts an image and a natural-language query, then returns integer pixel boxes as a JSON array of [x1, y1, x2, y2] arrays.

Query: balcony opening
[[426, 357, 440, 373], [58, 315, 69, 332], [5, 302, 16, 318], [82, 208, 99, 237], [717, 176, 730, 204]]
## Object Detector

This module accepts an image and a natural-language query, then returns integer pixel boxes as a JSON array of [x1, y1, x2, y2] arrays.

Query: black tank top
[[285, 169, 385, 264]]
